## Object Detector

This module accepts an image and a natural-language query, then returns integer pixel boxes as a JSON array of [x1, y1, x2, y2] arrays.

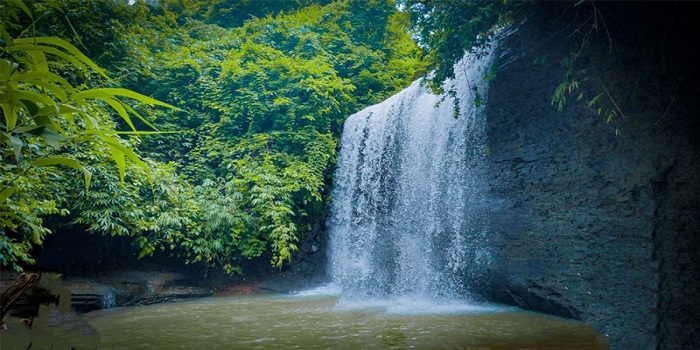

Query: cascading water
[[328, 46, 496, 308]]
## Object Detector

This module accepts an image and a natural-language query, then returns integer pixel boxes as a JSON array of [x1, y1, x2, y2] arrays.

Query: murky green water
[[1, 288, 608, 350]]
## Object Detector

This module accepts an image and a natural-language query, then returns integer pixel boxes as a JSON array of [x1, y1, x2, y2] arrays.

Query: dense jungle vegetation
[[1, 0, 517, 274]]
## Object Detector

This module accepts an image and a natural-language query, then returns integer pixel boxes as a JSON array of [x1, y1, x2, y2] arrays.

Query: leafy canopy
[[0, 1, 180, 270], [1, 0, 428, 274], [399, 0, 512, 93]]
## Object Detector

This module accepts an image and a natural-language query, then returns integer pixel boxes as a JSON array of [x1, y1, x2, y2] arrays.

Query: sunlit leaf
[[27, 50, 49, 72], [12, 125, 44, 134], [13, 37, 109, 78], [0, 102, 18, 130], [8, 44, 97, 77], [11, 71, 76, 95], [101, 97, 138, 131], [105, 143, 127, 184], [99, 135, 150, 183], [0, 187, 16, 204], [36, 103, 83, 117], [74, 88, 181, 110], [31, 157, 92, 190]]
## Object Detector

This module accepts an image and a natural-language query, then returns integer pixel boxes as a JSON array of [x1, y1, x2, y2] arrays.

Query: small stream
[[1, 286, 607, 349]]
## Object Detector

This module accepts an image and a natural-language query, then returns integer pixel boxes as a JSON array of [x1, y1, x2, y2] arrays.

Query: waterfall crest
[[328, 46, 496, 304]]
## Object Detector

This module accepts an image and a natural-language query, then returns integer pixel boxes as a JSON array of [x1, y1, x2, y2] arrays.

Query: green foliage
[[399, 0, 512, 94], [1, 0, 426, 274], [400, 0, 626, 131], [0, 2, 177, 270], [111, 0, 425, 271], [546, 1, 624, 132]]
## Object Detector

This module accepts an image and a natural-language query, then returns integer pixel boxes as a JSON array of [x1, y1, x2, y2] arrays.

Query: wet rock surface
[[64, 270, 212, 311], [482, 3, 700, 350], [1, 270, 212, 315]]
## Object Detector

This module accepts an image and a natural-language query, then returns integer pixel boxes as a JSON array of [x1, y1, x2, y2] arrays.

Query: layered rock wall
[[482, 3, 699, 349]]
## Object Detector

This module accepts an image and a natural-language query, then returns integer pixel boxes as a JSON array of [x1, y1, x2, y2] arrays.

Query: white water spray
[[328, 46, 496, 307]]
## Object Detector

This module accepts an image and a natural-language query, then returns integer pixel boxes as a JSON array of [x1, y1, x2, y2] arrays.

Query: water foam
[[328, 45, 497, 306]]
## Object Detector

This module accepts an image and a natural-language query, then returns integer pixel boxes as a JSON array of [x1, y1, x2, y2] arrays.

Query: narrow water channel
[[2, 287, 608, 349]]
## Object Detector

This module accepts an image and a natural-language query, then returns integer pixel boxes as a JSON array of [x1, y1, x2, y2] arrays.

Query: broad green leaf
[[0, 102, 18, 130], [85, 130, 179, 136], [17, 99, 40, 116], [0, 59, 14, 80], [10, 71, 73, 86], [37, 103, 83, 117], [12, 125, 44, 134], [39, 127, 67, 149], [34, 114, 67, 136], [13, 37, 109, 78], [99, 135, 150, 182], [31, 157, 92, 190], [12, 71, 76, 95], [105, 143, 127, 184], [74, 88, 181, 111], [0, 187, 16, 204], [10, 89, 55, 106], [74, 89, 179, 130], [27, 50, 49, 72], [0, 22, 12, 46], [102, 97, 137, 131], [0, 130, 24, 162], [10, 0, 33, 18], [587, 93, 602, 108], [8, 44, 92, 75], [121, 101, 157, 130]]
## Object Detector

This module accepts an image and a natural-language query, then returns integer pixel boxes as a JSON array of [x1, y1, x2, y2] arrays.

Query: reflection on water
[[1, 287, 608, 350]]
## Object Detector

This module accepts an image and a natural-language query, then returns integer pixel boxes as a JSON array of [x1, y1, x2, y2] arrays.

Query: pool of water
[[1, 286, 608, 349]]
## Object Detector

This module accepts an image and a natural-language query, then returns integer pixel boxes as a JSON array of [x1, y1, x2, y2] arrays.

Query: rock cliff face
[[482, 3, 699, 350]]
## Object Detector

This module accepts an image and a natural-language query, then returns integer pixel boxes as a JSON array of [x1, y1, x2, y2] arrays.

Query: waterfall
[[328, 46, 495, 306]]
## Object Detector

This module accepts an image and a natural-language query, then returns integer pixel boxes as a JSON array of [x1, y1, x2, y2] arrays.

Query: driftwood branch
[[1, 273, 41, 327]]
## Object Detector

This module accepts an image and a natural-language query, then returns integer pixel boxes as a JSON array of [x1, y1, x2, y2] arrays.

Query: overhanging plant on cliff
[[399, 0, 513, 93], [397, 0, 513, 119], [544, 0, 669, 137], [401, 0, 637, 131], [0, 1, 179, 270]]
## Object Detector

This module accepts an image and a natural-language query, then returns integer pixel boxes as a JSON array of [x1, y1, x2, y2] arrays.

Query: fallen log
[[0, 272, 41, 328]]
